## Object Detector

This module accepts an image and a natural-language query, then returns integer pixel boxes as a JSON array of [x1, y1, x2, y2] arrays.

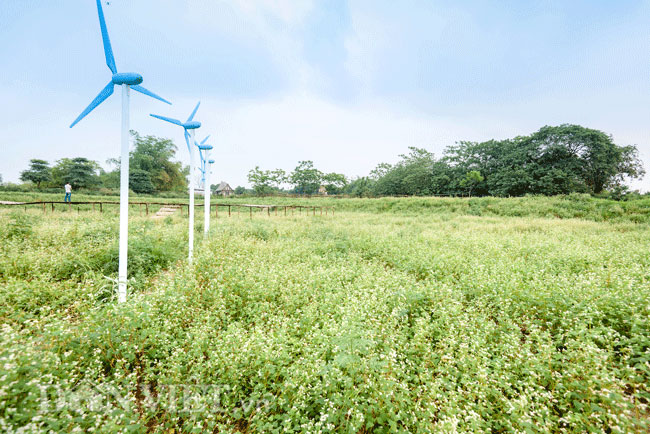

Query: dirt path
[[152, 205, 181, 219]]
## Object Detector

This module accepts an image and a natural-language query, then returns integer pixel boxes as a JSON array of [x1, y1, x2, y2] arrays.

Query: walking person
[[64, 183, 72, 203]]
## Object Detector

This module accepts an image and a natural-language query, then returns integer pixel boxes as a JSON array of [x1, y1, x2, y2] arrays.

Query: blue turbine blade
[[70, 81, 114, 128], [131, 85, 172, 105], [96, 0, 117, 74], [150, 114, 182, 126], [184, 130, 191, 153], [201, 134, 211, 145], [187, 101, 200, 122]]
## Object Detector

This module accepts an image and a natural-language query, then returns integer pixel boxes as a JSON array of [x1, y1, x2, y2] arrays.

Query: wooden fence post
[[52, 203, 55, 213], [249, 207, 252, 219], [216, 205, 218, 218], [228, 206, 231, 217], [42, 203, 46, 214], [145, 204, 149, 216], [100, 202, 103, 213]]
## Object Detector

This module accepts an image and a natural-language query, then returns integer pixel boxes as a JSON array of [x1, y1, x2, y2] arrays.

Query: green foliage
[[247, 166, 285, 195], [344, 176, 375, 197], [19, 159, 51, 187], [5, 212, 34, 238], [106, 131, 187, 193], [50, 157, 101, 189], [321, 172, 347, 194], [128, 169, 155, 194], [130, 131, 187, 192], [367, 125, 644, 197], [290, 160, 322, 194], [1, 199, 648, 432], [460, 170, 484, 196]]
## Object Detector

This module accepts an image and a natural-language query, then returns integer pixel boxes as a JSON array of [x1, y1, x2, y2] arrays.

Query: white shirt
[[65, 184, 72, 193]]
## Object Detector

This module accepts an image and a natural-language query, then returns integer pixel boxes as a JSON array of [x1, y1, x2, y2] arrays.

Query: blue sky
[[1, 0, 649, 191]]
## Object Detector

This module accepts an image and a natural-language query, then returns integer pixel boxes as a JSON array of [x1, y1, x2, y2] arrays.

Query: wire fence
[[0, 201, 335, 218]]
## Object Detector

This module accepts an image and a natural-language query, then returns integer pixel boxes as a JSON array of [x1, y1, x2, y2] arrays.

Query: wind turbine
[[150, 103, 201, 262], [196, 136, 213, 237], [70, 0, 171, 304]]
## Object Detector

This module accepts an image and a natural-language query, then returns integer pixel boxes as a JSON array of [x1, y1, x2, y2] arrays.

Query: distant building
[[215, 182, 234, 197], [318, 186, 328, 195]]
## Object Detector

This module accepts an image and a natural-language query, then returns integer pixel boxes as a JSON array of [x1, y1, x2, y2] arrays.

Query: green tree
[[441, 125, 644, 196], [130, 131, 186, 192], [129, 169, 155, 194], [372, 148, 437, 196], [20, 159, 51, 187], [345, 177, 375, 197], [529, 125, 644, 193], [247, 166, 275, 195], [105, 132, 187, 193], [51, 158, 101, 189], [460, 170, 484, 196], [290, 161, 322, 195], [270, 169, 287, 190], [322, 172, 347, 194]]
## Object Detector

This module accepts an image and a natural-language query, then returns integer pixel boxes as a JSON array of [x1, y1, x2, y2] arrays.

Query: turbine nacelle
[[197, 144, 213, 150], [150, 102, 202, 152], [184, 121, 201, 129], [112, 72, 143, 86]]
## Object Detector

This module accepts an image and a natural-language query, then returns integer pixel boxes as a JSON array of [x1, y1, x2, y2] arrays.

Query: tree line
[[360, 124, 644, 197], [247, 124, 643, 197], [16, 132, 188, 194], [247, 161, 347, 195], [9, 124, 645, 198]]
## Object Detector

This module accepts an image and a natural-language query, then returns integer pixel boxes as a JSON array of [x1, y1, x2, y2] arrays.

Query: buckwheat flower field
[[1, 196, 649, 433]]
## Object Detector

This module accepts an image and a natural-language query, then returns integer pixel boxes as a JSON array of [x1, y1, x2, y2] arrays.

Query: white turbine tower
[[150, 103, 202, 263], [196, 136, 213, 237], [70, 0, 171, 303]]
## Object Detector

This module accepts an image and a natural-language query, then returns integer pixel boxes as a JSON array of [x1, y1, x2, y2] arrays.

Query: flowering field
[[1, 199, 649, 433]]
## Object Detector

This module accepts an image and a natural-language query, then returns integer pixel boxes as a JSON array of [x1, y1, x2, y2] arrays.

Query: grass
[[1, 197, 649, 432], [3, 191, 649, 224]]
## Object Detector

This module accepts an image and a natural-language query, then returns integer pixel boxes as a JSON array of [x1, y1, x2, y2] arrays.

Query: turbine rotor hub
[[112, 72, 143, 85], [184, 121, 201, 129]]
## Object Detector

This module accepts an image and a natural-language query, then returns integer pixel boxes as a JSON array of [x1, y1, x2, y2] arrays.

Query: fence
[[0, 201, 335, 218]]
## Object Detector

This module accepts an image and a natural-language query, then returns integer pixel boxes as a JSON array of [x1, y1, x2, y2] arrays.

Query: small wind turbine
[[70, 0, 171, 304], [196, 136, 213, 237], [150, 103, 201, 262]]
